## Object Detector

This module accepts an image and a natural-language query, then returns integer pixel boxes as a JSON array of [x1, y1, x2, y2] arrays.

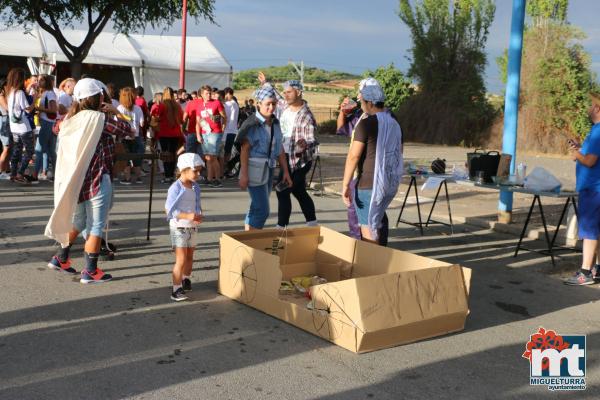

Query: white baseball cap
[[73, 78, 103, 102], [177, 153, 205, 170]]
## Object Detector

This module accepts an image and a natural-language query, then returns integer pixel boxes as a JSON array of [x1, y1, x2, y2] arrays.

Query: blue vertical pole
[[499, 0, 526, 221]]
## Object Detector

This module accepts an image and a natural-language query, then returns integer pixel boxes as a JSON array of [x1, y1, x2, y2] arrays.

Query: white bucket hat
[[177, 153, 205, 170], [73, 78, 104, 102]]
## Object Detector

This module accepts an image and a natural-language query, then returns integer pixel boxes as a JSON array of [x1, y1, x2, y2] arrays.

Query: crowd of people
[[1, 67, 405, 301]]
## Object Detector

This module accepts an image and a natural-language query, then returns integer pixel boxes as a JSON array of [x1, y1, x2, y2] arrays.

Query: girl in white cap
[[44, 78, 134, 283], [165, 152, 205, 301]]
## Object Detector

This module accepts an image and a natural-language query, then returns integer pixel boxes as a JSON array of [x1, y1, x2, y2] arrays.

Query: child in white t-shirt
[[164, 153, 205, 301]]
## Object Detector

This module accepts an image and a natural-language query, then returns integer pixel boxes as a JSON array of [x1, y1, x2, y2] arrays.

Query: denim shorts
[[578, 189, 600, 239], [201, 133, 223, 156], [170, 227, 197, 248], [354, 188, 372, 226], [72, 174, 113, 237]]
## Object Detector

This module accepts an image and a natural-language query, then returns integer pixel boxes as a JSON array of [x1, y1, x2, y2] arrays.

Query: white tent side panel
[[143, 68, 230, 96], [40, 30, 142, 67]]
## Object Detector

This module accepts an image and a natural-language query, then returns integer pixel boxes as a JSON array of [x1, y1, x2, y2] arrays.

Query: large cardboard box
[[219, 226, 471, 353]]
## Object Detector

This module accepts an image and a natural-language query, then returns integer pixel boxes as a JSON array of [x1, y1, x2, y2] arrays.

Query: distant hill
[[233, 65, 360, 90]]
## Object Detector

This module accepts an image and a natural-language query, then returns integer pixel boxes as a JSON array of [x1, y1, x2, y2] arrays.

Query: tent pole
[[179, 0, 187, 89], [498, 0, 526, 224]]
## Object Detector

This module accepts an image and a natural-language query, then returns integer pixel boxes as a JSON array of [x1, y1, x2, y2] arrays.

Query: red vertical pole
[[179, 0, 188, 89]]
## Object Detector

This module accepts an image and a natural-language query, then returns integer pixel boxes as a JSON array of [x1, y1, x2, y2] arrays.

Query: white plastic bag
[[523, 167, 562, 192]]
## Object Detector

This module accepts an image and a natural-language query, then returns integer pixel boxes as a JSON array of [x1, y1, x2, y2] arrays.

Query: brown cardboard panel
[[316, 227, 357, 266], [280, 262, 318, 281], [352, 239, 451, 277], [219, 234, 281, 302], [357, 312, 467, 353]]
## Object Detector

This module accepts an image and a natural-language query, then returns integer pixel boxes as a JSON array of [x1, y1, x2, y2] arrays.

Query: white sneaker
[[0, 172, 10, 180], [38, 173, 47, 181]]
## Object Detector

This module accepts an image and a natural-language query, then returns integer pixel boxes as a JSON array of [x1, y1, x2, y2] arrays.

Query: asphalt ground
[[0, 178, 599, 400]]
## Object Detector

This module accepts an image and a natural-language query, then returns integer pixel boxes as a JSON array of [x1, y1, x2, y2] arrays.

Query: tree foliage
[[233, 65, 359, 90], [0, 0, 215, 77], [362, 64, 413, 113], [495, 0, 597, 153], [396, 0, 496, 146]]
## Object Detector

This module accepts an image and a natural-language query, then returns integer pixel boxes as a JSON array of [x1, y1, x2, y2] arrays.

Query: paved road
[[0, 179, 598, 399]]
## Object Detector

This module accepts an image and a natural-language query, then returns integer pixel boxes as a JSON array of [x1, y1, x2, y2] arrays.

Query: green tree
[[396, 0, 496, 145], [495, 0, 597, 152], [0, 0, 215, 78], [362, 64, 413, 112]]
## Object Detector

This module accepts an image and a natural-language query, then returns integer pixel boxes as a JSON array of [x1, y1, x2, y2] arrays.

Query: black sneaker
[[182, 278, 192, 291], [24, 175, 39, 184], [171, 287, 188, 302], [210, 179, 223, 188], [47, 255, 78, 274], [199, 177, 210, 186], [120, 179, 132, 185], [564, 270, 595, 286]]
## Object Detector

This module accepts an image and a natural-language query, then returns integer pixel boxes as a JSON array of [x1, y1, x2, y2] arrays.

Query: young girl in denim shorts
[[165, 153, 204, 301]]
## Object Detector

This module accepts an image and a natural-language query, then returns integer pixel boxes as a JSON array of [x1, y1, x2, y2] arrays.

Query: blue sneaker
[[47, 256, 77, 274], [564, 270, 595, 286], [80, 268, 113, 284]]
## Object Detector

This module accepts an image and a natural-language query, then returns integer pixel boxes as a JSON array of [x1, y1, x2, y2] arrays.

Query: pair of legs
[[122, 138, 143, 182], [202, 133, 223, 181], [276, 158, 317, 227], [51, 174, 113, 282], [159, 137, 180, 179], [34, 119, 56, 178], [354, 187, 389, 246], [173, 247, 194, 286], [245, 171, 273, 230], [10, 131, 34, 179]]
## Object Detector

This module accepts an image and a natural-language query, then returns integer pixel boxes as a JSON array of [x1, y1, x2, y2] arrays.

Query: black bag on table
[[467, 149, 500, 183]]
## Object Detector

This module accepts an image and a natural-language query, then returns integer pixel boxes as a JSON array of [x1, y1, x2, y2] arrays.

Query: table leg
[[444, 180, 454, 235], [536, 196, 555, 266], [413, 177, 424, 235], [549, 196, 572, 249], [425, 181, 443, 227], [514, 195, 537, 258], [395, 176, 414, 228]]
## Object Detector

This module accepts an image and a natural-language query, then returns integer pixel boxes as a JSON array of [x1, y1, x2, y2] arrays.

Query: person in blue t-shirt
[[566, 93, 600, 285]]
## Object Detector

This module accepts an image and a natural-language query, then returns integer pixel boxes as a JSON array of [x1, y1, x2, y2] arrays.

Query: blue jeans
[[34, 119, 56, 174], [10, 131, 35, 176], [73, 174, 113, 238], [245, 169, 274, 229]]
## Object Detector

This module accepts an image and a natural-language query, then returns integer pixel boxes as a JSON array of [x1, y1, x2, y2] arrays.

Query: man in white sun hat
[[44, 78, 134, 284]]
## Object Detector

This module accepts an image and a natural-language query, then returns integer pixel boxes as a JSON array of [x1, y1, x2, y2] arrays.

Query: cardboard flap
[[353, 239, 451, 277], [316, 226, 356, 266], [220, 234, 281, 303], [228, 227, 319, 265], [325, 265, 469, 332]]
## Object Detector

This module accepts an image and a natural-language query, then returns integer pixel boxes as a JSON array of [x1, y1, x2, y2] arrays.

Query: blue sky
[[145, 0, 600, 94]]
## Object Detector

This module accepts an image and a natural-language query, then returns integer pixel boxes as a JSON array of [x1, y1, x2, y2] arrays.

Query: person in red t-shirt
[[150, 87, 183, 183], [195, 85, 226, 187], [182, 94, 203, 155]]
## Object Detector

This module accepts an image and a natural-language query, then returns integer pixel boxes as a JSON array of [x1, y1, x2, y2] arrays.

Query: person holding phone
[[565, 93, 600, 285], [45, 78, 134, 283]]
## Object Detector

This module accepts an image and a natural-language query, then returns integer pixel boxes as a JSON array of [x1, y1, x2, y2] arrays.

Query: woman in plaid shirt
[[46, 78, 133, 283]]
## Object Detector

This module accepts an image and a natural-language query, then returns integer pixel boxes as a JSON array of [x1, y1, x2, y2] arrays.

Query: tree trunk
[[70, 61, 83, 80]]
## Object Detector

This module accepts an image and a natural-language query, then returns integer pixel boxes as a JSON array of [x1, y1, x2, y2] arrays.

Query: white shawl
[[45, 110, 105, 246], [367, 111, 403, 241]]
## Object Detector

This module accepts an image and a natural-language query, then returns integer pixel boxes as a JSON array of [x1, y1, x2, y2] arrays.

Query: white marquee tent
[[0, 27, 232, 95]]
